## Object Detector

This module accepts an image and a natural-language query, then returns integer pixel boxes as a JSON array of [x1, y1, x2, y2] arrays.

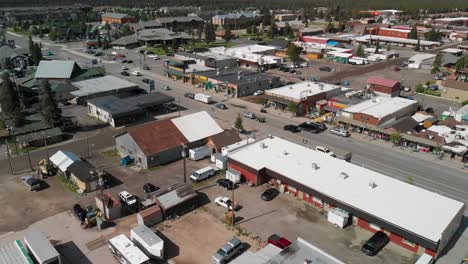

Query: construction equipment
[[37, 159, 56, 179], [81, 206, 102, 229]]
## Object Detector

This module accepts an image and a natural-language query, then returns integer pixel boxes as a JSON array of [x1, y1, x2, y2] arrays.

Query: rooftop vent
[[368, 181, 377, 189], [260, 142, 267, 149], [283, 150, 289, 155], [312, 163, 319, 170], [339, 172, 349, 180]]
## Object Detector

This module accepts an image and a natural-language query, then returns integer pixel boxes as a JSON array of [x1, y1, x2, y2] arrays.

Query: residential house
[[115, 111, 223, 169], [101, 12, 136, 25], [440, 80, 468, 102], [206, 129, 242, 153], [0, 44, 28, 68]]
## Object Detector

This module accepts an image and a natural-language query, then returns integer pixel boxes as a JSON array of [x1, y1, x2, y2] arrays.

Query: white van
[[190, 167, 216, 182]]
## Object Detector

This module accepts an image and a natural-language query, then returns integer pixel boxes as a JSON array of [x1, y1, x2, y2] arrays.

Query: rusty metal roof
[[128, 119, 189, 156]]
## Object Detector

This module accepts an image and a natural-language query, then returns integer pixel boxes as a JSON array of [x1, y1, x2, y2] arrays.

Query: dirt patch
[[158, 209, 260, 264]]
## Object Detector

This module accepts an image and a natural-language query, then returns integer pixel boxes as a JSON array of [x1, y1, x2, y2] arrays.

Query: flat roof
[[228, 136, 465, 243], [23, 230, 59, 262], [171, 111, 223, 142], [409, 53, 436, 63], [343, 97, 418, 119], [108, 234, 149, 264], [131, 225, 163, 247], [354, 35, 440, 46], [266, 81, 342, 101], [71, 75, 138, 97], [0, 241, 33, 264]]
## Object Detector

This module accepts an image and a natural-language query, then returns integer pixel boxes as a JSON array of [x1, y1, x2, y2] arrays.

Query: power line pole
[[6, 143, 13, 175]]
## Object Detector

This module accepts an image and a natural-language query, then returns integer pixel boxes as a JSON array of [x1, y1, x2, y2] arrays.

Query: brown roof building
[[206, 129, 241, 153]]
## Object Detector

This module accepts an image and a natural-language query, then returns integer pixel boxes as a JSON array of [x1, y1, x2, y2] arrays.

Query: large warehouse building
[[227, 136, 465, 258]]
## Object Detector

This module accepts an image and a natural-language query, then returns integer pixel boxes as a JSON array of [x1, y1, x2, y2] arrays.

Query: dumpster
[[120, 156, 133, 166]]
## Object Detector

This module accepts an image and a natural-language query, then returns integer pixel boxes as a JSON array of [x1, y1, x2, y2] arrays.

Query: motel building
[[227, 135, 465, 258]]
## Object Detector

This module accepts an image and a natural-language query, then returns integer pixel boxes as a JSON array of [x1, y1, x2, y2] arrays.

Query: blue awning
[[327, 41, 339, 46]]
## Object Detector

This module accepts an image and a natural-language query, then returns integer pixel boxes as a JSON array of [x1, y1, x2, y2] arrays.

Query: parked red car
[[268, 234, 292, 249], [393, 66, 401, 72]]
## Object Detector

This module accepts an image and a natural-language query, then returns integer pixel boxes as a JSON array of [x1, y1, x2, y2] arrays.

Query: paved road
[[7, 32, 468, 212]]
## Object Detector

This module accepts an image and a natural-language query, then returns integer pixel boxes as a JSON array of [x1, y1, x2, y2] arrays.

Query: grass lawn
[[101, 148, 119, 159], [144, 47, 169, 55], [57, 172, 80, 194]]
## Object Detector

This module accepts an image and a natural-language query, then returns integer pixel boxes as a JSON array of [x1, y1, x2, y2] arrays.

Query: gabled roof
[[34, 60, 80, 79], [171, 111, 223, 142], [127, 119, 189, 156], [67, 160, 96, 183], [208, 129, 241, 150], [110, 35, 138, 46], [49, 150, 80, 172], [367, 76, 400, 88]]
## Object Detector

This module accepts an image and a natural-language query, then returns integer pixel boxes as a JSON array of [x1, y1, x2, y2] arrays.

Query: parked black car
[[216, 179, 234, 190], [127, 59, 134, 63], [361, 231, 390, 256], [298, 122, 320, 133], [261, 188, 279, 201], [216, 103, 228, 110], [184, 92, 195, 99], [143, 183, 158, 194], [283, 124, 300, 133], [142, 78, 150, 84], [73, 204, 86, 222], [121, 71, 130, 76], [319, 66, 332, 72]]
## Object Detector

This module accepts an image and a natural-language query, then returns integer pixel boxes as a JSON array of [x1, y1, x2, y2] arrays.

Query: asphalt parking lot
[[198, 174, 418, 264]]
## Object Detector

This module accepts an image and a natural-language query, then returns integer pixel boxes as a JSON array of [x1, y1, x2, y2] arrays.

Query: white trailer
[[130, 225, 164, 260], [367, 54, 388, 62], [189, 145, 212, 161], [348, 57, 368, 65], [194, 93, 213, 104], [108, 234, 150, 264], [23, 230, 61, 264], [226, 169, 241, 184], [327, 208, 350, 228]]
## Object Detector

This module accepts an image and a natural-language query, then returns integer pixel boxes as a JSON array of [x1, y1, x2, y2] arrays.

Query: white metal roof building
[[354, 35, 440, 47], [108, 234, 149, 264], [23, 230, 61, 264], [265, 81, 344, 103], [34, 60, 80, 79], [49, 150, 80, 172], [341, 97, 419, 126], [171, 111, 223, 142], [227, 136, 465, 256]]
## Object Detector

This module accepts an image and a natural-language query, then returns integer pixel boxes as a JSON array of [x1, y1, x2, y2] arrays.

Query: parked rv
[[194, 93, 213, 104]]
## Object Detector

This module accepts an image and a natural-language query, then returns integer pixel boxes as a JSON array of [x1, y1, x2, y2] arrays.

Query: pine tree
[[32, 43, 42, 66], [234, 114, 244, 130], [408, 24, 418, 39], [204, 22, 216, 43], [431, 52, 442, 74], [28, 35, 34, 56], [415, 38, 421, 51], [268, 17, 277, 38], [223, 28, 234, 45], [355, 44, 365, 57], [287, 43, 301, 64], [0, 73, 20, 118], [39, 79, 61, 127]]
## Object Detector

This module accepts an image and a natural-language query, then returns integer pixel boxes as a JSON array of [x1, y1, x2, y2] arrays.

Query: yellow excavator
[[37, 159, 56, 179]]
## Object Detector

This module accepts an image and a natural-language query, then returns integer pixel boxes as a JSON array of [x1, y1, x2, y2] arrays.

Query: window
[[402, 239, 416, 247]]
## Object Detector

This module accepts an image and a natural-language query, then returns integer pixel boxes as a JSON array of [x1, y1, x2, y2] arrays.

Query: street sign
[[149, 80, 155, 91]]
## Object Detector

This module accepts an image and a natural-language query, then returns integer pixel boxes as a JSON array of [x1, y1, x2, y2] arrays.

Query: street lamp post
[[181, 144, 187, 183]]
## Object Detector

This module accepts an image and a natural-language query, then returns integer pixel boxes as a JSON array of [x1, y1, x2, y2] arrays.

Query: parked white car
[[214, 196, 233, 210], [131, 70, 141, 76], [253, 90, 264, 96], [121, 66, 128, 70], [315, 146, 336, 157], [148, 54, 160, 60], [330, 127, 350, 137], [243, 112, 256, 119], [119, 191, 137, 205]]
